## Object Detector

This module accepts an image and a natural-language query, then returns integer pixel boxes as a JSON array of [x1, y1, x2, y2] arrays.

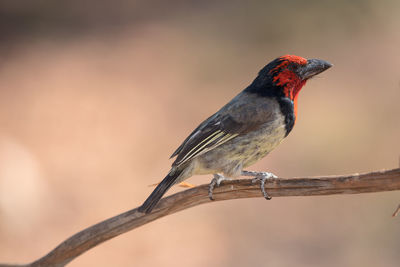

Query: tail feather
[[138, 170, 182, 214]]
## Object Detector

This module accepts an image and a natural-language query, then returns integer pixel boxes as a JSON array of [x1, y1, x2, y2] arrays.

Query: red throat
[[270, 55, 308, 123], [292, 80, 306, 121], [273, 70, 307, 121]]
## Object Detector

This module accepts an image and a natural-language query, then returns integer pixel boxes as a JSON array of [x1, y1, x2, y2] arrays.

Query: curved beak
[[298, 59, 333, 80]]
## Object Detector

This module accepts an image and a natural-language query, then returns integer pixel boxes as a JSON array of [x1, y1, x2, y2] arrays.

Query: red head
[[270, 55, 308, 102], [246, 54, 332, 118]]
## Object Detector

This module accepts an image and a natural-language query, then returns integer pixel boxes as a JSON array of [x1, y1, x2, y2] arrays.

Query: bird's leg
[[208, 174, 232, 201], [241, 170, 277, 200], [241, 170, 278, 178]]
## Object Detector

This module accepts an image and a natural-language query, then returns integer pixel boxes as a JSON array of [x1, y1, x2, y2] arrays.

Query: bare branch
[[2, 168, 400, 267]]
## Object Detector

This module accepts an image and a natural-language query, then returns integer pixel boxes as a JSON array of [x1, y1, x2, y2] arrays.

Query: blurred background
[[0, 0, 400, 266]]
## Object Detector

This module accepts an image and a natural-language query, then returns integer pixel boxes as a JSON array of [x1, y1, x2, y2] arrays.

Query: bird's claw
[[250, 172, 277, 200], [208, 174, 231, 201], [241, 170, 278, 179]]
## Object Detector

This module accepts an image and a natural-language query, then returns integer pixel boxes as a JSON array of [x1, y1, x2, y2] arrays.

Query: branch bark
[[2, 168, 400, 267]]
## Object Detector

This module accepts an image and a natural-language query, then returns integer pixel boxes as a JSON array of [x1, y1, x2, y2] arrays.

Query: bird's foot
[[208, 174, 232, 201], [241, 171, 277, 200]]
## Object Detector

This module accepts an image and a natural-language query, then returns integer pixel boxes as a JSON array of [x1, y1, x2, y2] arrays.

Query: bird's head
[[247, 55, 332, 100]]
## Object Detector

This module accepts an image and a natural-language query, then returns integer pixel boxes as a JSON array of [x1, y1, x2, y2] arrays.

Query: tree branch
[[2, 168, 400, 267]]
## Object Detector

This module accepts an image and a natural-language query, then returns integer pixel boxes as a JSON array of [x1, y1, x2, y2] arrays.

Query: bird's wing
[[171, 112, 263, 167], [170, 113, 218, 159], [170, 92, 279, 167]]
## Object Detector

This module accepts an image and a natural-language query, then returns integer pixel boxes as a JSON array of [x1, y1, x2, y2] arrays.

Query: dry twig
[[1, 168, 400, 267]]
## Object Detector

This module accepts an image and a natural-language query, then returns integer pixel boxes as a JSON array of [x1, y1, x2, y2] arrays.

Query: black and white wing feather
[[171, 113, 261, 167]]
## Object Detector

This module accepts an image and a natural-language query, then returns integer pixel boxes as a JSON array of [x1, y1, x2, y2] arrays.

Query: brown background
[[0, 0, 400, 266]]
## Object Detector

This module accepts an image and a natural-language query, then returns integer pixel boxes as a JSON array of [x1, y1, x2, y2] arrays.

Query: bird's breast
[[236, 112, 287, 167]]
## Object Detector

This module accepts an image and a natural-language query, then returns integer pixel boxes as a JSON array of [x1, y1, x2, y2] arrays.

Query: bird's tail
[[138, 169, 183, 214]]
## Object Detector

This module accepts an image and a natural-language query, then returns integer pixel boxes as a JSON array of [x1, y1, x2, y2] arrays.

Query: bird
[[138, 55, 332, 214]]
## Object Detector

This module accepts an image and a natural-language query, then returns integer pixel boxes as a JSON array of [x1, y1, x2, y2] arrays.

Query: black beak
[[298, 59, 332, 80]]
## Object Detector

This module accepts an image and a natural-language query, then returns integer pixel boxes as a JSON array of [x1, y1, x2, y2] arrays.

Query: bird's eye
[[291, 63, 301, 70]]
